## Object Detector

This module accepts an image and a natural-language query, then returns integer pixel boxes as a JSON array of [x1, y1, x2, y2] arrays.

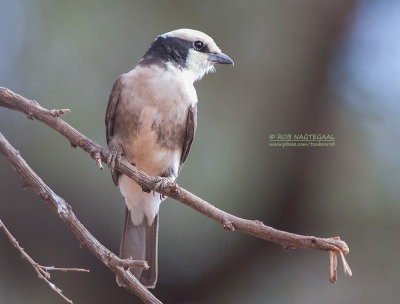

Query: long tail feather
[[118, 208, 159, 288]]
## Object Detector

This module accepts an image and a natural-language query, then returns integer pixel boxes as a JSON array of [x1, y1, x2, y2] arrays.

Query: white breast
[[120, 64, 197, 175]]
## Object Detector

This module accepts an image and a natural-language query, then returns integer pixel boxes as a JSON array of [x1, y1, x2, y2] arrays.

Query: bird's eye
[[194, 40, 205, 51]]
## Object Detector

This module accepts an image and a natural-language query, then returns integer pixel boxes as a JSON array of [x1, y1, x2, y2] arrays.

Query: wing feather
[[105, 73, 126, 185], [105, 73, 127, 145], [179, 105, 197, 171]]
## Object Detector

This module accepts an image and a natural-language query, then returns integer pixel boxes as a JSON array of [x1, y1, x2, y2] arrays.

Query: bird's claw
[[154, 176, 176, 199], [107, 145, 123, 170]]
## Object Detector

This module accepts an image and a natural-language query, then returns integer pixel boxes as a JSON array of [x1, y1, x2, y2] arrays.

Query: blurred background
[[0, 0, 398, 303]]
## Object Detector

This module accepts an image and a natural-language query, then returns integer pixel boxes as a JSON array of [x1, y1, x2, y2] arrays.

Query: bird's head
[[140, 29, 234, 81]]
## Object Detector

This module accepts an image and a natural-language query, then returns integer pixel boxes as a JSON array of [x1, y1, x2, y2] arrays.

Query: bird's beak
[[208, 52, 234, 65]]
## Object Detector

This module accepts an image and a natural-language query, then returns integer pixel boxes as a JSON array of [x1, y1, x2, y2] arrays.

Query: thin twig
[[93, 151, 104, 170], [108, 255, 150, 270], [0, 218, 76, 304], [41, 266, 90, 273]]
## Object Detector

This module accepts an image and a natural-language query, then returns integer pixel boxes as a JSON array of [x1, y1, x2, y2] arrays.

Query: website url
[[268, 133, 336, 148], [269, 141, 335, 148]]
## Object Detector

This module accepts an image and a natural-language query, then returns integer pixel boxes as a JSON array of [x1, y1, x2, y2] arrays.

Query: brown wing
[[105, 73, 126, 185], [179, 105, 197, 172], [105, 73, 126, 145]]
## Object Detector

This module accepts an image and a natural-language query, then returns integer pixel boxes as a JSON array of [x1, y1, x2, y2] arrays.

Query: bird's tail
[[118, 208, 159, 288]]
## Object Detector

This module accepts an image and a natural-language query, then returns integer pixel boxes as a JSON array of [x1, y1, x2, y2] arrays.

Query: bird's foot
[[107, 145, 123, 170], [153, 176, 176, 199]]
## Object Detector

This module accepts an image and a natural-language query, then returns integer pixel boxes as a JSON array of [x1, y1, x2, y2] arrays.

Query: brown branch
[[0, 87, 352, 298], [0, 218, 85, 303], [0, 132, 161, 304]]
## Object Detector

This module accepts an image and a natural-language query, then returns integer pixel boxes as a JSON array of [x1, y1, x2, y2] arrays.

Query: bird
[[105, 28, 233, 288]]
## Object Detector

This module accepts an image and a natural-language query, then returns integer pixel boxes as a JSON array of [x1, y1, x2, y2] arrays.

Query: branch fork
[[0, 131, 160, 304], [0, 219, 89, 304]]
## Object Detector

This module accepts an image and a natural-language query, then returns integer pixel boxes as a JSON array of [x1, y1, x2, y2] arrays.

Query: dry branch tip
[[339, 251, 352, 276], [51, 108, 71, 117], [92, 151, 104, 170], [329, 251, 338, 283]]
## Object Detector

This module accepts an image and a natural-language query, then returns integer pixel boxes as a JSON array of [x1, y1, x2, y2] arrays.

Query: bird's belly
[[123, 107, 183, 177], [126, 132, 180, 177]]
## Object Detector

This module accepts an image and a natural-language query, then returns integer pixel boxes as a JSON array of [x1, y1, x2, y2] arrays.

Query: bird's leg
[[107, 144, 124, 170]]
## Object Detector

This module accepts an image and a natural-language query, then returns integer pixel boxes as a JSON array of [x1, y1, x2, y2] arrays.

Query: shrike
[[105, 29, 233, 288]]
